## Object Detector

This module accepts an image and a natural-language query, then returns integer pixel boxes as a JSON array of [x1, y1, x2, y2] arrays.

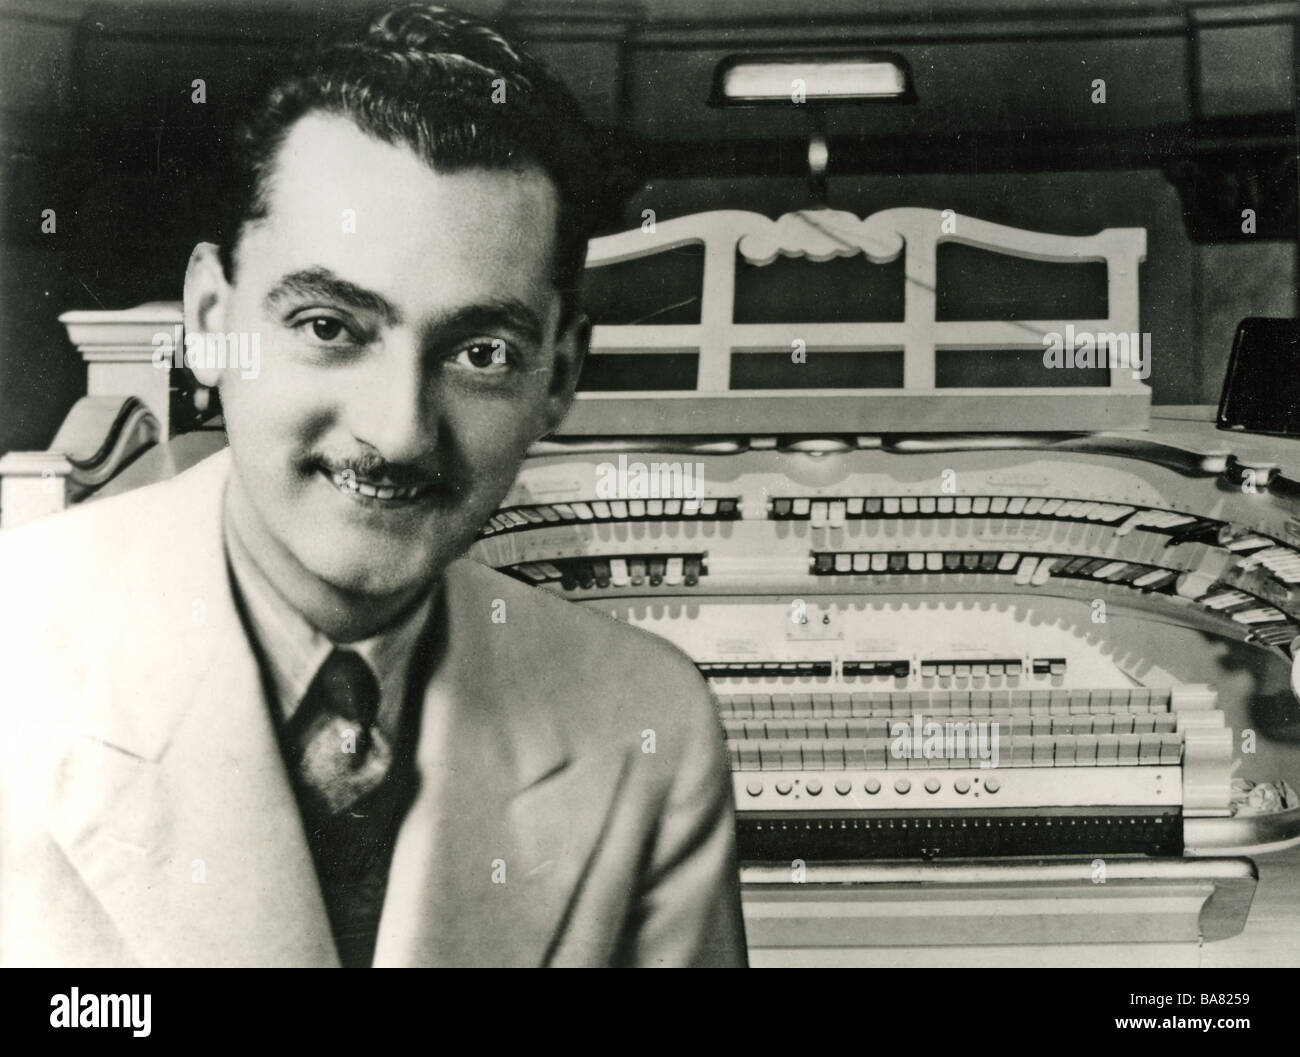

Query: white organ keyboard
[[469, 421, 1300, 956]]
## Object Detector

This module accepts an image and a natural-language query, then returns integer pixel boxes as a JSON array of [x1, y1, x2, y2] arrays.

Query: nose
[[346, 335, 438, 466]]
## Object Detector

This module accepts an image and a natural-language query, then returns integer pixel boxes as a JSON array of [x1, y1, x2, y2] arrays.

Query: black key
[[648, 558, 666, 586]]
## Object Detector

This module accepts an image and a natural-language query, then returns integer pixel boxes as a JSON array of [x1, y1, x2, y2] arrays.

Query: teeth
[[329, 471, 429, 501]]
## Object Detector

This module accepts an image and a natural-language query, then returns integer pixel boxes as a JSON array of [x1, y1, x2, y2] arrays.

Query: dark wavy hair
[[217, 4, 608, 326]]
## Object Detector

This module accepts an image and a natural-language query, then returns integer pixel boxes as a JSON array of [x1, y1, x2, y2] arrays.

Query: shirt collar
[[222, 490, 434, 738]]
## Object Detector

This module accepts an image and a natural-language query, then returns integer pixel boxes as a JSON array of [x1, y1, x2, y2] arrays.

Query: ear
[[537, 313, 590, 438], [182, 242, 232, 389]]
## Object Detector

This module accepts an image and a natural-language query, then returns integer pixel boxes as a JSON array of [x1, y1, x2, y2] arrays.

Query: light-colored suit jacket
[[0, 449, 746, 966]]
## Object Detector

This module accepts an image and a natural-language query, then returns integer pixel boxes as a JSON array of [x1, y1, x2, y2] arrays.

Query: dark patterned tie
[[291, 649, 389, 816], [288, 649, 406, 967]]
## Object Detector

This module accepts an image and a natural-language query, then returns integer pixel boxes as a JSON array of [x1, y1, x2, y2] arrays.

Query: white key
[[871, 553, 888, 573], [907, 552, 924, 571], [1114, 512, 1144, 536], [811, 501, 828, 528], [1031, 557, 1057, 585], [1015, 556, 1039, 586], [883, 497, 901, 515], [998, 552, 1020, 571], [1175, 571, 1215, 599], [828, 501, 846, 528], [1232, 607, 1282, 624], [792, 497, 811, 516], [664, 557, 684, 585], [1226, 536, 1270, 551], [610, 559, 630, 586], [853, 553, 870, 572], [846, 497, 865, 515], [926, 552, 943, 571]]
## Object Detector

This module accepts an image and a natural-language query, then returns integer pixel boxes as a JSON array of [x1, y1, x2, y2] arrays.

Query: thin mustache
[[314, 456, 442, 489]]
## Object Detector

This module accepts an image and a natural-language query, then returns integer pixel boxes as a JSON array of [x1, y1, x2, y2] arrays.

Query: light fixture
[[710, 53, 914, 107]]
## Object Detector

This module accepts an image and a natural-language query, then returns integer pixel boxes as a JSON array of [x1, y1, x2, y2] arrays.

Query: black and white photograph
[[0, 0, 1297, 997]]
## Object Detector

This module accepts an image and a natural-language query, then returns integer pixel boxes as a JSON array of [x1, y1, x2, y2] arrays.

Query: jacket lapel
[[373, 562, 628, 967], [45, 450, 337, 966]]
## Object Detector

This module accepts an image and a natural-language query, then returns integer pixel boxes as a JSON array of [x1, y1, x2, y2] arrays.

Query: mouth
[[322, 468, 441, 506]]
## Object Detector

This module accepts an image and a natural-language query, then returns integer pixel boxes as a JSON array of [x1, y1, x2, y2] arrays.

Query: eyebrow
[[264, 268, 402, 326], [262, 267, 547, 346], [434, 300, 546, 349]]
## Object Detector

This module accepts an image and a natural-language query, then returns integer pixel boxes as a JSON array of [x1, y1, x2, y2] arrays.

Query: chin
[[303, 540, 445, 600]]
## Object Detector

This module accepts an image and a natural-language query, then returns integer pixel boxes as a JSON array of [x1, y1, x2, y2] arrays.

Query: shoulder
[[446, 556, 703, 680], [0, 450, 230, 641], [444, 557, 716, 741], [0, 449, 228, 573]]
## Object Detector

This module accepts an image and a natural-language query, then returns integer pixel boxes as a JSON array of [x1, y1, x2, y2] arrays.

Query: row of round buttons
[[744, 777, 1002, 796]]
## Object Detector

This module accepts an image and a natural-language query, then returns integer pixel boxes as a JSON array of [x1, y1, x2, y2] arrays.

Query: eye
[[310, 318, 345, 342], [292, 314, 360, 345], [453, 338, 511, 371]]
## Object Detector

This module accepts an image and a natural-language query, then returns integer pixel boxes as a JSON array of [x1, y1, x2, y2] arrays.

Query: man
[[0, 4, 746, 967]]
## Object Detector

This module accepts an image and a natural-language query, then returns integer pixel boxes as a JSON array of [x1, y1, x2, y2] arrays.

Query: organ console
[[6, 207, 1298, 966]]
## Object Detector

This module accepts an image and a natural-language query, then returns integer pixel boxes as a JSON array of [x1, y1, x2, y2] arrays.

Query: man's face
[[187, 113, 582, 606]]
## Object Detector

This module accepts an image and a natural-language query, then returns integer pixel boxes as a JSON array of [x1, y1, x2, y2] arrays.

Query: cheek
[[463, 409, 536, 467]]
